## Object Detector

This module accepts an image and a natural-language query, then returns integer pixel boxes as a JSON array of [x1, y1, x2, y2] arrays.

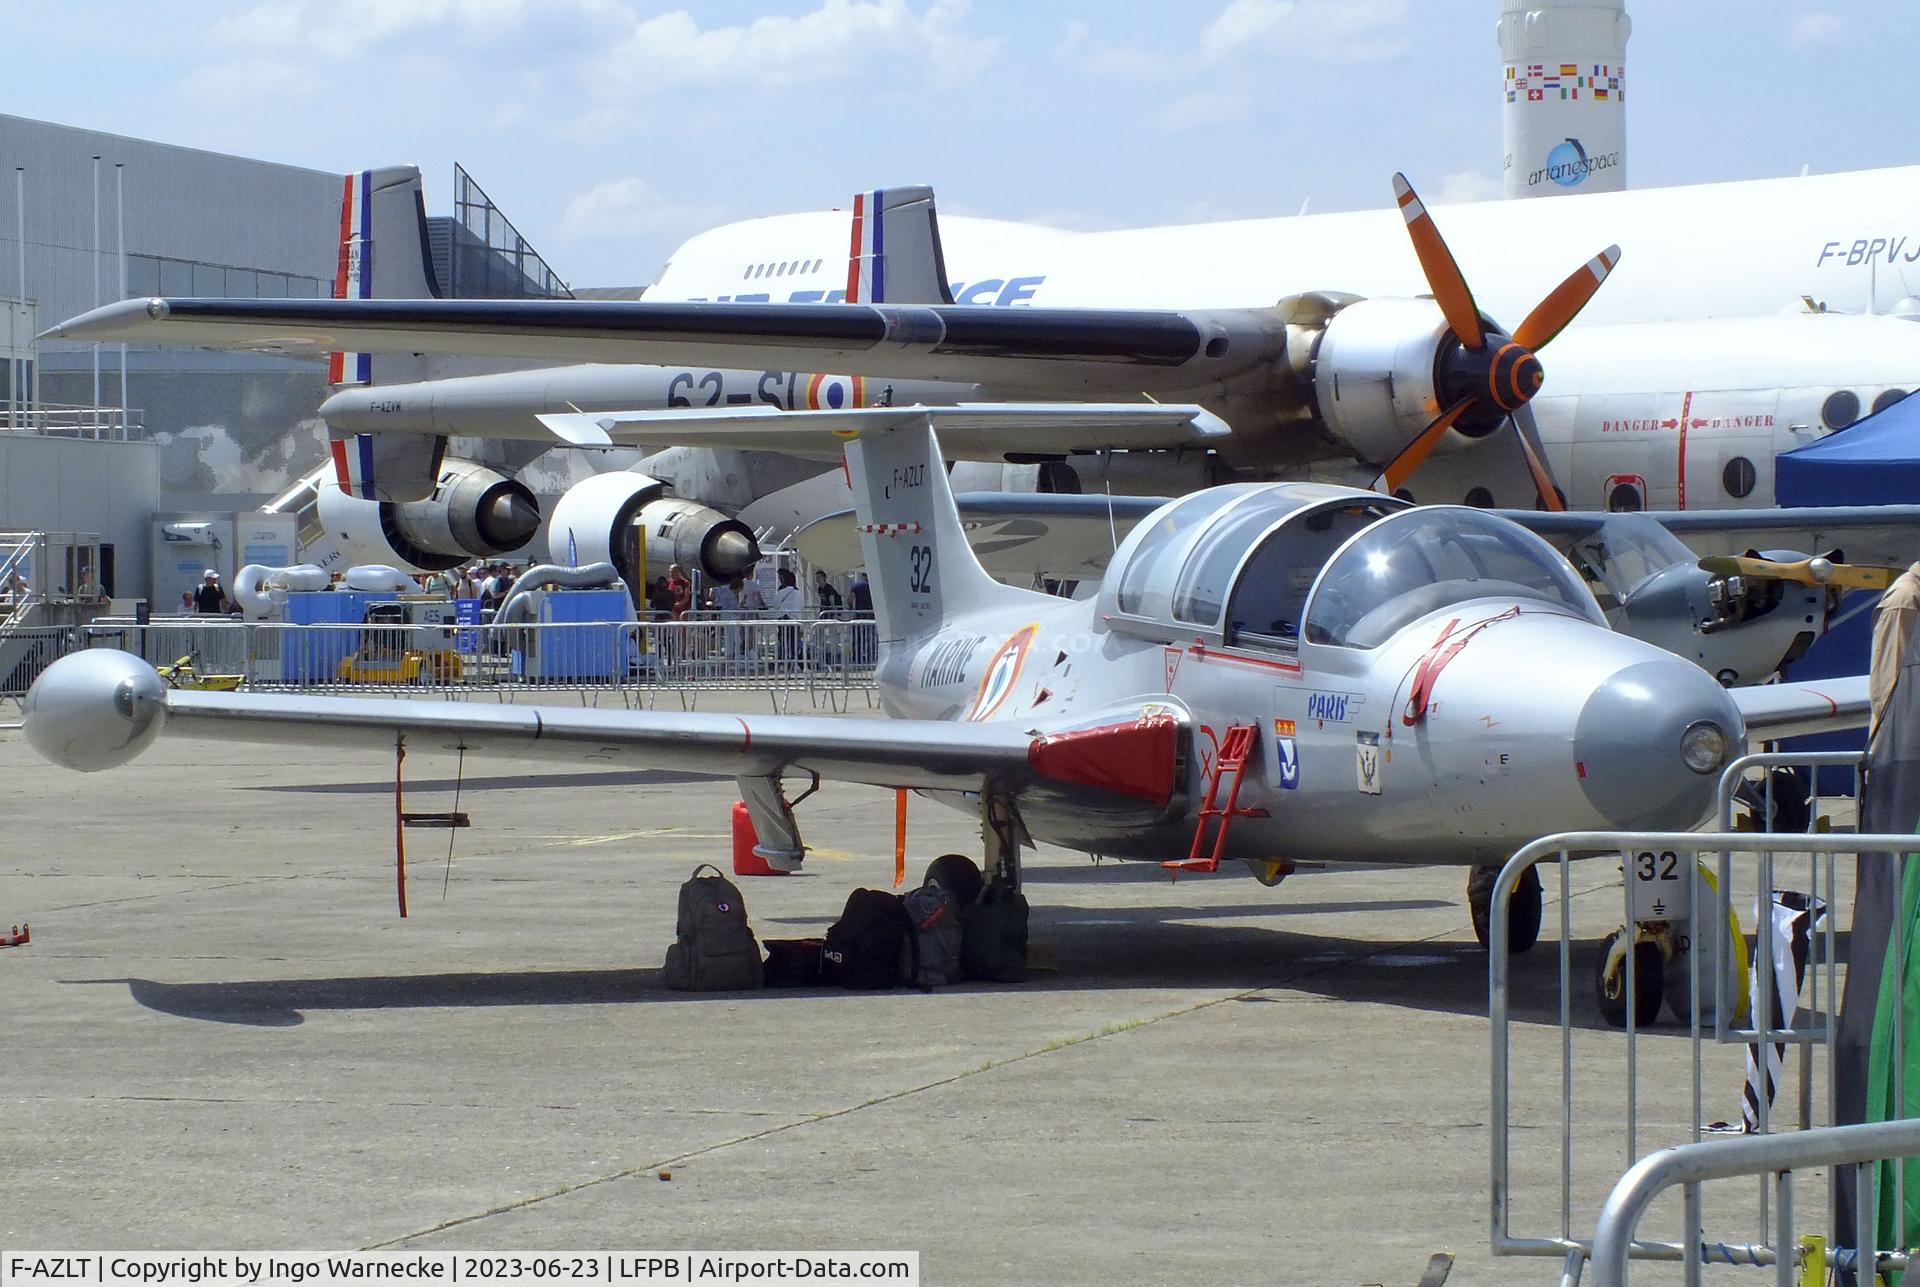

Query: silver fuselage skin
[[881, 582, 1740, 869]]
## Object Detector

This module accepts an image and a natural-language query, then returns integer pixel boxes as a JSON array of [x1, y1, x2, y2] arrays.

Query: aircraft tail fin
[[327, 166, 441, 388], [845, 186, 955, 306], [844, 418, 1031, 644]]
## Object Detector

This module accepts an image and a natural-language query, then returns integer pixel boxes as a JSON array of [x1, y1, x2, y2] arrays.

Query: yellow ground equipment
[[336, 600, 463, 685], [155, 653, 244, 691]]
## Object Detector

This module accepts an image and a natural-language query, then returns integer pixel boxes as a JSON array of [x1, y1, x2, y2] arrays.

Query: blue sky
[[5, 1, 1914, 287]]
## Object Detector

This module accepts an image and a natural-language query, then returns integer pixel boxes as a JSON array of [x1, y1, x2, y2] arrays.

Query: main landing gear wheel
[[924, 853, 984, 909], [1757, 767, 1812, 835], [1596, 927, 1665, 1028], [1469, 865, 1543, 954]]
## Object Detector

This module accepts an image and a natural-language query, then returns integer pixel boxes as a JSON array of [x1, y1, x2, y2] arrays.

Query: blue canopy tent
[[1777, 393, 1920, 507]]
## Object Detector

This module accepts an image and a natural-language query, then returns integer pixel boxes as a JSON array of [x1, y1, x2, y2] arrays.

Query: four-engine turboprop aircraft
[[46, 166, 1920, 517], [22, 412, 1867, 951]]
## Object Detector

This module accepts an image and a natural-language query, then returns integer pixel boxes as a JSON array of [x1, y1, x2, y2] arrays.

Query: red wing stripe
[[736, 717, 752, 752]]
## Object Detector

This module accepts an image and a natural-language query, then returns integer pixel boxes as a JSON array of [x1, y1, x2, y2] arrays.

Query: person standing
[[848, 571, 874, 665], [772, 567, 805, 666], [813, 568, 843, 616], [192, 569, 226, 614], [665, 563, 693, 620], [1871, 561, 1920, 750]]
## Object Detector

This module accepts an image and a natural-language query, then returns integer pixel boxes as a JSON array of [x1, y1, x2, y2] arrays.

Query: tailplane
[[843, 418, 1031, 643], [845, 186, 955, 306]]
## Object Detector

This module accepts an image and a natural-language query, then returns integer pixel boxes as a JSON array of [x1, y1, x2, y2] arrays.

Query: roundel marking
[[966, 624, 1038, 722], [805, 372, 867, 411]]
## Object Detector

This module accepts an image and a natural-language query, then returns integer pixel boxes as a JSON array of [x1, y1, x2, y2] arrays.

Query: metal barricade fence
[[0, 624, 80, 697], [1487, 750, 1920, 1282], [74, 615, 879, 707], [1588, 1119, 1920, 1286]]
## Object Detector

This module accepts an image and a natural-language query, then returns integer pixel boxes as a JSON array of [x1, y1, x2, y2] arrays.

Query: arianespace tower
[[1498, 0, 1630, 198]]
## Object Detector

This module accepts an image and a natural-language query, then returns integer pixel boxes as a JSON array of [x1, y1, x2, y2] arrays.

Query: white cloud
[[1201, 0, 1410, 62], [1433, 168, 1502, 205], [1787, 11, 1849, 47], [588, 0, 999, 94], [557, 176, 727, 243]]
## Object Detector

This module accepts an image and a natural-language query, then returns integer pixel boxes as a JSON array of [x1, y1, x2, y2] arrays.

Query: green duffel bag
[[663, 864, 764, 991], [960, 876, 1029, 984]]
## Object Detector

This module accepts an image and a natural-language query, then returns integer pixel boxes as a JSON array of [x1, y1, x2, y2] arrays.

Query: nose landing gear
[[1468, 864, 1543, 954]]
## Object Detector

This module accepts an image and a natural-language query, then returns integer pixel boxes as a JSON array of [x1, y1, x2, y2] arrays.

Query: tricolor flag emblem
[[329, 433, 377, 501], [327, 170, 373, 386], [845, 189, 886, 304]]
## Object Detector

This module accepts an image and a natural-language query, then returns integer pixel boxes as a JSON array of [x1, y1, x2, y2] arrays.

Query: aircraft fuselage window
[[1607, 482, 1644, 511], [1822, 389, 1861, 429], [1874, 388, 1909, 415], [1721, 456, 1756, 499]]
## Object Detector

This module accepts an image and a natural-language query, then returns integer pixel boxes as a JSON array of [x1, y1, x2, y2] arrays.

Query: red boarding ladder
[[1165, 723, 1264, 876]]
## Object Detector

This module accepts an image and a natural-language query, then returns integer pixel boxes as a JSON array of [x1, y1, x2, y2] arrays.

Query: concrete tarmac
[[0, 696, 1748, 1284]]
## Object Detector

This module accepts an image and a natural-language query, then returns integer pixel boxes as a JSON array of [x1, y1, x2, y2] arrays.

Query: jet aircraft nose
[[1571, 658, 1743, 830], [24, 649, 168, 772]]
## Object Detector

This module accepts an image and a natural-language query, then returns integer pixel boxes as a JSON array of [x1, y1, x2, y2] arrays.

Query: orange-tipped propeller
[[1393, 173, 1484, 350], [1377, 174, 1620, 511], [1513, 245, 1621, 351]]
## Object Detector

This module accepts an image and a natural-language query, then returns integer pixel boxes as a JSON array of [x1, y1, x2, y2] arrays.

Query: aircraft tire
[[924, 853, 985, 909], [1596, 929, 1665, 1029], [1468, 865, 1543, 954]]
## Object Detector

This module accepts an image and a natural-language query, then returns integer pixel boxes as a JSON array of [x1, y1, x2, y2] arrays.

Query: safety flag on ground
[[1741, 890, 1823, 1133]]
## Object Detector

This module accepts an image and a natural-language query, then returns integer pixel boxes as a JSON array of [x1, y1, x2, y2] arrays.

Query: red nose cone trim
[[1029, 713, 1179, 807]]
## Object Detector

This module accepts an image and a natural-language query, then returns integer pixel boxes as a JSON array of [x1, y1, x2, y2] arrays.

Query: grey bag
[[663, 863, 763, 991], [899, 881, 963, 988]]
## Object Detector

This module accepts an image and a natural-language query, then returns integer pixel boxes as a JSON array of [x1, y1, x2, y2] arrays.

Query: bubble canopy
[[1105, 483, 1403, 632], [1302, 507, 1603, 649]]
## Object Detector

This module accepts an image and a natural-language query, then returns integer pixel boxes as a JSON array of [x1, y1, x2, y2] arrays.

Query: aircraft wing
[[536, 403, 1231, 458], [154, 689, 1034, 789], [44, 297, 1278, 392], [1728, 675, 1870, 740], [1510, 506, 1920, 568], [795, 492, 1166, 576], [28, 652, 1183, 811]]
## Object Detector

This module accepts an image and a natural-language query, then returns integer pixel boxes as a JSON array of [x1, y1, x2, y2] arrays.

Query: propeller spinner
[[1375, 174, 1620, 512]]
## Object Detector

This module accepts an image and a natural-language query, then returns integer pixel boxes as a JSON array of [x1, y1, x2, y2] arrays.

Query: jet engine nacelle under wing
[[545, 471, 760, 585], [313, 459, 540, 572]]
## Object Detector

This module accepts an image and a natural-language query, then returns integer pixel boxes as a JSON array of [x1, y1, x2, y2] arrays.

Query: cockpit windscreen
[[1302, 508, 1602, 648]]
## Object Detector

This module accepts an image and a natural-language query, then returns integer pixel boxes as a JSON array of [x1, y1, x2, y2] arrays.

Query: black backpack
[[663, 864, 763, 991], [762, 937, 825, 988], [961, 877, 1029, 983], [822, 888, 915, 990], [900, 881, 964, 988]]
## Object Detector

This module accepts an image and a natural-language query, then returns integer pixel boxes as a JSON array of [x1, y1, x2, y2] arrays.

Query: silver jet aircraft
[[22, 413, 1866, 951]]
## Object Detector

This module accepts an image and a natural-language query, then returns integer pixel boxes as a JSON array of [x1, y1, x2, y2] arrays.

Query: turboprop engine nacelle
[[1309, 296, 1492, 467], [546, 472, 760, 585], [314, 459, 540, 572]]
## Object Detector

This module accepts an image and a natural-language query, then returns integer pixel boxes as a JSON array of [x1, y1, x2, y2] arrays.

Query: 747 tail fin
[[845, 186, 954, 306]]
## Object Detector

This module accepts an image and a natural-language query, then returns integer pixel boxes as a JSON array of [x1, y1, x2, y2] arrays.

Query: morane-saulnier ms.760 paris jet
[[21, 411, 1867, 951]]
